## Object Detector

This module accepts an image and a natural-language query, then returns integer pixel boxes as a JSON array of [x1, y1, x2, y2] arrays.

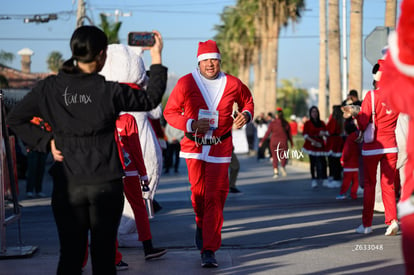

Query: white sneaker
[[280, 167, 287, 177], [355, 224, 372, 234], [330, 180, 342, 188], [311, 180, 318, 189], [322, 179, 331, 188], [385, 220, 399, 236]]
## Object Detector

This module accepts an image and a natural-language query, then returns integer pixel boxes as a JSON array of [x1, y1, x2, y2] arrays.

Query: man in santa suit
[[379, 0, 414, 273], [163, 40, 254, 268], [344, 59, 399, 236]]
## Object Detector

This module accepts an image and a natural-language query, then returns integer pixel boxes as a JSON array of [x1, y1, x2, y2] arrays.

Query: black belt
[[185, 130, 232, 145]]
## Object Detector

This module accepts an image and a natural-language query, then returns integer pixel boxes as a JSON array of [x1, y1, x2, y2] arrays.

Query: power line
[[0, 33, 376, 42]]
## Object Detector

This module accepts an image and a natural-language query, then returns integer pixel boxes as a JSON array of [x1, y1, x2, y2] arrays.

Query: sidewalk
[[0, 154, 405, 274]]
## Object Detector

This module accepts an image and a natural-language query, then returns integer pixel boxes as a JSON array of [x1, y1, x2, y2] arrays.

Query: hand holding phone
[[128, 32, 155, 47]]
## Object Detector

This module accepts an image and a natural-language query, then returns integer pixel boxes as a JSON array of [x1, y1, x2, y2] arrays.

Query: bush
[[292, 135, 309, 163]]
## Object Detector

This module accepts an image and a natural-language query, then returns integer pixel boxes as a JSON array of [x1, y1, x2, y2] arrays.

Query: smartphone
[[231, 110, 239, 120], [127, 32, 155, 47]]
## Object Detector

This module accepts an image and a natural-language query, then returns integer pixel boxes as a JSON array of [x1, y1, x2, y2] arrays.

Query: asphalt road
[[0, 154, 406, 275]]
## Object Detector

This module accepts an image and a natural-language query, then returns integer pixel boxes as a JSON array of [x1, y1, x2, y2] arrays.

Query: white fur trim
[[361, 147, 398, 156], [124, 170, 139, 177], [343, 168, 359, 172], [179, 151, 232, 163], [389, 31, 414, 77], [373, 71, 382, 81], [197, 53, 221, 62], [100, 44, 147, 85], [186, 119, 195, 132]]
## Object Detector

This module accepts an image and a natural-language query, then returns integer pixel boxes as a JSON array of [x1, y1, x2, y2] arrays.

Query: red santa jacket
[[115, 113, 147, 179], [164, 71, 254, 163], [340, 131, 360, 171], [302, 120, 328, 156], [357, 89, 399, 156], [380, 51, 414, 208]]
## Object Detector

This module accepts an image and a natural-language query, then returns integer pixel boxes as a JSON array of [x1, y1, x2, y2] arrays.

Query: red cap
[[197, 40, 221, 62]]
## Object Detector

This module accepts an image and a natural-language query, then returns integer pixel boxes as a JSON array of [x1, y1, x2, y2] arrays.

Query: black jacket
[[7, 64, 167, 182]]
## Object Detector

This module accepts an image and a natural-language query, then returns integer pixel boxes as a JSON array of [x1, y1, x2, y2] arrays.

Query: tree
[[0, 75, 8, 88], [327, 0, 342, 112], [214, 0, 305, 115], [47, 51, 64, 73], [99, 13, 122, 44], [385, 0, 397, 27], [0, 50, 15, 65], [215, 1, 258, 85], [258, 0, 305, 114], [348, 0, 363, 96], [318, 0, 328, 120], [277, 78, 308, 117], [0, 50, 14, 88]]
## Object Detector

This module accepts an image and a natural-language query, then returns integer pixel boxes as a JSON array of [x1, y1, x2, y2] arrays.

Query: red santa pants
[[123, 175, 152, 242], [340, 171, 359, 199], [186, 159, 230, 253], [362, 153, 398, 227], [270, 141, 288, 169]]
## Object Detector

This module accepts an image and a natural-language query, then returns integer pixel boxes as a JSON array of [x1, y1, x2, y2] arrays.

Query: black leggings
[[309, 155, 327, 180], [328, 156, 342, 181], [50, 163, 124, 275]]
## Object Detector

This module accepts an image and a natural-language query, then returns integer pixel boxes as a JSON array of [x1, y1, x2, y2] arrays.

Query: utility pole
[[102, 9, 132, 22], [76, 0, 86, 27]]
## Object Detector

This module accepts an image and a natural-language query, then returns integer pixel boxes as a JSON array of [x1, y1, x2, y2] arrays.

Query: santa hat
[[378, 0, 414, 117], [388, 0, 414, 77], [100, 44, 148, 86], [197, 40, 221, 62]]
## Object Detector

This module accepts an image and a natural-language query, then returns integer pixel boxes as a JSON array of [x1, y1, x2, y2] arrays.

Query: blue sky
[[0, 0, 402, 92]]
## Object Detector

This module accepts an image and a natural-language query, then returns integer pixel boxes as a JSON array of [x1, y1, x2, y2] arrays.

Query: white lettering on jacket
[[63, 87, 92, 106]]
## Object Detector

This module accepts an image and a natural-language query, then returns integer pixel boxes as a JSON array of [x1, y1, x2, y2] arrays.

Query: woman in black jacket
[[7, 26, 167, 275]]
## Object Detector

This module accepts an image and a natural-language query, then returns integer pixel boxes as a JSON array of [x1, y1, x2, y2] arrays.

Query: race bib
[[198, 109, 219, 130]]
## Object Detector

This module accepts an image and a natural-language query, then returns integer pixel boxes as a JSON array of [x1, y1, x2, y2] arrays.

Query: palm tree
[[327, 0, 341, 111], [215, 2, 257, 85], [99, 13, 122, 44], [348, 0, 363, 96], [256, 0, 305, 114], [47, 51, 64, 73], [318, 0, 328, 120], [214, 0, 305, 115], [385, 0, 397, 28]]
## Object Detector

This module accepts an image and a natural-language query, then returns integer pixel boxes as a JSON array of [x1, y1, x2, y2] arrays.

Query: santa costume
[[379, 0, 414, 273], [352, 59, 399, 236], [302, 106, 328, 188], [163, 40, 254, 259], [325, 107, 345, 185], [99, 44, 167, 261], [338, 128, 360, 199], [100, 43, 164, 206]]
